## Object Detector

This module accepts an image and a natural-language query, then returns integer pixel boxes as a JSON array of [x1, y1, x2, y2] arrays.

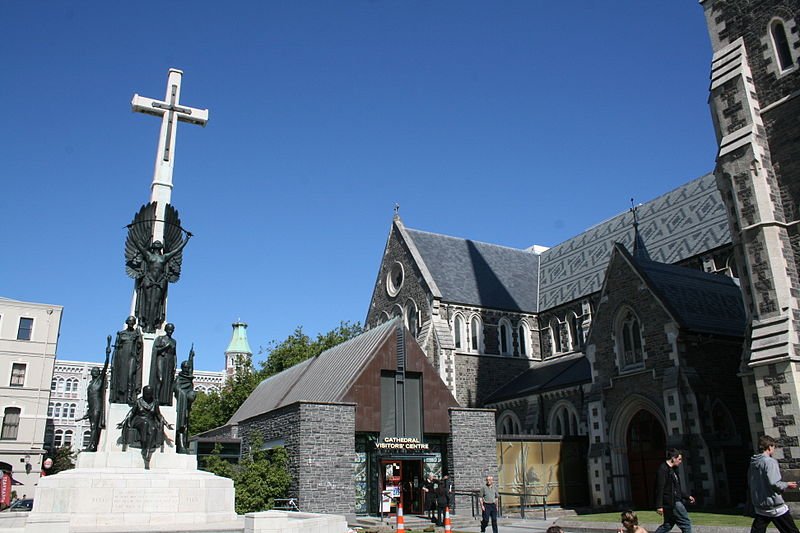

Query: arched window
[[1, 407, 21, 440], [67, 377, 79, 394], [405, 299, 418, 337], [570, 312, 584, 351], [549, 403, 580, 436], [83, 431, 92, 448], [56, 377, 65, 393], [54, 430, 64, 448], [498, 318, 513, 356], [47, 402, 54, 417], [54, 403, 62, 418], [497, 411, 522, 435], [51, 378, 58, 391], [379, 311, 390, 325], [771, 19, 794, 71], [453, 314, 466, 350], [68, 404, 76, 419], [63, 430, 73, 447], [470, 316, 483, 353], [518, 321, 530, 357], [391, 305, 403, 320], [617, 308, 644, 370], [549, 318, 562, 355]]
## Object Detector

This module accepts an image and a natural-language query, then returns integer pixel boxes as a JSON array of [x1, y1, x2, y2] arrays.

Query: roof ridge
[[405, 227, 534, 253]]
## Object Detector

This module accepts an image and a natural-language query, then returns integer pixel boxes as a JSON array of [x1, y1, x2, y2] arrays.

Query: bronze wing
[[125, 203, 157, 279], [163, 203, 185, 283]]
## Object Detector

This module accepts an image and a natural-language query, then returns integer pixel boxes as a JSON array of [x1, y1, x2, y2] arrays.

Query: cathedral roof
[[483, 353, 591, 404], [403, 227, 540, 313], [227, 318, 399, 425], [621, 245, 747, 338], [538, 173, 731, 310]]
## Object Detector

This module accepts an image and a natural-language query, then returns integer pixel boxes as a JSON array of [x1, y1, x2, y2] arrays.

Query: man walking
[[480, 475, 500, 533], [654, 448, 695, 533], [748, 435, 800, 533]]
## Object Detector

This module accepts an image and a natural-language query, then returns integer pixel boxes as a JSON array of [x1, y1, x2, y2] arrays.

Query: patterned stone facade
[[703, 0, 800, 464], [447, 408, 498, 512], [239, 402, 356, 514]]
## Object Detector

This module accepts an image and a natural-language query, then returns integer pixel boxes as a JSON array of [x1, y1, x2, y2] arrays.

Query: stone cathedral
[[365, 0, 800, 510]]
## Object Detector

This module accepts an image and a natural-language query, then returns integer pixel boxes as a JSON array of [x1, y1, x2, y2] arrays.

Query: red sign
[[0, 472, 10, 508]]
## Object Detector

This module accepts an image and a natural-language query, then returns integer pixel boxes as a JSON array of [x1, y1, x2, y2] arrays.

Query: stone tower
[[225, 320, 253, 379], [702, 1, 800, 457]]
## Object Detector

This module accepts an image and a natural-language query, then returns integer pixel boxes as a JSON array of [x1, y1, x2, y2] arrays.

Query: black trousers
[[481, 503, 498, 533], [751, 511, 800, 533]]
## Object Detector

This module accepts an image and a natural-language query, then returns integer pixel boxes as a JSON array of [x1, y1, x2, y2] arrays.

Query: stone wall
[[448, 408, 498, 513], [454, 353, 533, 407], [239, 402, 356, 514]]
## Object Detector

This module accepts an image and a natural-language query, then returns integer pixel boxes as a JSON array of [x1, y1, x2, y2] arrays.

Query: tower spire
[[225, 320, 253, 379], [630, 198, 651, 261]]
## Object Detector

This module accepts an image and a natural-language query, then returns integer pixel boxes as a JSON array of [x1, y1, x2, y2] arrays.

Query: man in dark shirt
[[654, 448, 695, 533]]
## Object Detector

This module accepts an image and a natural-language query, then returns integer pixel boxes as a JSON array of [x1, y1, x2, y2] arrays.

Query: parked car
[[3, 499, 33, 512]]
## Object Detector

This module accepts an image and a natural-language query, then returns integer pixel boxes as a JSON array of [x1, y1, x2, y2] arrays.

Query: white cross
[[132, 68, 209, 207]]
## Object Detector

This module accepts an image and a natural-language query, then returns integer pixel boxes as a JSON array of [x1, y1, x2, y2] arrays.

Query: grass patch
[[572, 511, 752, 527]]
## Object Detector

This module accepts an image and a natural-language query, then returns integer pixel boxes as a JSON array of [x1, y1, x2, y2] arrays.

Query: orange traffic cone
[[396, 502, 405, 533], [444, 506, 451, 533]]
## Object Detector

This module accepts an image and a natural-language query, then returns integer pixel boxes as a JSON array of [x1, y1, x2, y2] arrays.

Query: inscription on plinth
[[112, 490, 180, 513]]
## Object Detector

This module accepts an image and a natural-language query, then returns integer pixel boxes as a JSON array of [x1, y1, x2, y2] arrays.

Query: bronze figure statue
[[149, 323, 177, 406], [109, 316, 144, 405], [125, 202, 192, 333], [118, 385, 173, 469], [173, 345, 196, 454], [80, 335, 111, 451]]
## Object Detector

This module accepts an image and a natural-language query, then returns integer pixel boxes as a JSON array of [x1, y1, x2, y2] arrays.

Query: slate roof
[[537, 173, 731, 310], [228, 318, 398, 425], [404, 228, 540, 313], [483, 354, 591, 404], [627, 247, 747, 337]]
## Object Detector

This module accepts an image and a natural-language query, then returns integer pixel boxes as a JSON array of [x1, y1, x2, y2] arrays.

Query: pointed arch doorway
[[626, 409, 666, 508]]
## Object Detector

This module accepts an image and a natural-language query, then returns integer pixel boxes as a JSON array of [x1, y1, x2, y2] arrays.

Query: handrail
[[497, 490, 548, 520], [273, 498, 299, 512], [453, 490, 480, 518]]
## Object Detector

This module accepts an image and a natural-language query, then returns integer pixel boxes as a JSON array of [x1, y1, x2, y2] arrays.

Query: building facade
[[0, 297, 63, 499]]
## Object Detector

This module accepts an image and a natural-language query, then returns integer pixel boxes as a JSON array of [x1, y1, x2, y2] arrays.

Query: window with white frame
[[570, 312, 584, 351], [405, 299, 418, 337], [453, 314, 466, 350], [550, 403, 580, 436], [470, 316, 483, 353], [549, 318, 562, 355], [498, 318, 513, 356], [1, 407, 21, 440], [47, 402, 54, 417], [51, 378, 58, 391], [497, 412, 522, 435], [518, 321, 530, 357], [83, 431, 91, 448], [68, 403, 76, 419], [17, 317, 34, 340], [770, 18, 795, 72], [10, 363, 26, 387], [54, 402, 62, 418], [617, 308, 644, 370], [56, 377, 65, 394], [54, 429, 64, 448], [63, 430, 73, 447]]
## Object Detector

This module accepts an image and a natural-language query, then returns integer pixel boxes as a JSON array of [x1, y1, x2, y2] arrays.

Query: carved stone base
[[23, 466, 236, 532]]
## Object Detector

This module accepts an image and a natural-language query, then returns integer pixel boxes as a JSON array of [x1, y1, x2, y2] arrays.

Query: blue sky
[[1, 2, 718, 372]]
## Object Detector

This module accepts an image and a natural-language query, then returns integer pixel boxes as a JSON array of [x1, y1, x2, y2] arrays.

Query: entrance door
[[381, 460, 424, 514], [402, 460, 423, 514], [626, 410, 666, 508]]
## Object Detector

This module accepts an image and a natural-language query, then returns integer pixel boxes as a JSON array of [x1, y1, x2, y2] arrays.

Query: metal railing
[[273, 498, 299, 511], [498, 490, 549, 520]]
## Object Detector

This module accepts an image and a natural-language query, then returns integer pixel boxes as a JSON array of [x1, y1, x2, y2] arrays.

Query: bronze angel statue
[[125, 202, 192, 333]]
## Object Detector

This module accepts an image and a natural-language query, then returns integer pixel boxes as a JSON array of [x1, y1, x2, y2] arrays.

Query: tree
[[260, 321, 364, 377], [47, 445, 76, 475], [203, 435, 291, 514]]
